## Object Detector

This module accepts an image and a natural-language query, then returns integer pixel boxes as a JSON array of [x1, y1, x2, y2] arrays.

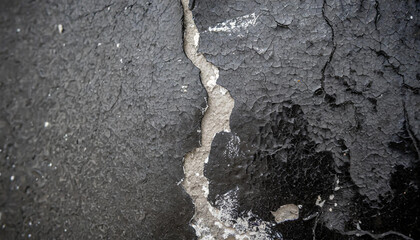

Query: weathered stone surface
[[0, 0, 206, 239], [1, 0, 419, 239], [193, 0, 419, 239]]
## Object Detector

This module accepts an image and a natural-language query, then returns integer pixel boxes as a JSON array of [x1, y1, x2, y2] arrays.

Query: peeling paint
[[182, 0, 275, 239], [206, 13, 259, 33], [271, 204, 299, 224]]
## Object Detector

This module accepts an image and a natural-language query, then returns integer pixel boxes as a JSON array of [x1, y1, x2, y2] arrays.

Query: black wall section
[[194, 0, 420, 239], [0, 0, 206, 239]]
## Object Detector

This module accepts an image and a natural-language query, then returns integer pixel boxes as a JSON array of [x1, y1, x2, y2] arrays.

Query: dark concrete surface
[[1, 0, 419, 239], [193, 0, 420, 239], [0, 0, 206, 239]]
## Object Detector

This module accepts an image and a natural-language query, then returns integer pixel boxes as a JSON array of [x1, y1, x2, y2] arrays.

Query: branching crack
[[368, 45, 419, 160]]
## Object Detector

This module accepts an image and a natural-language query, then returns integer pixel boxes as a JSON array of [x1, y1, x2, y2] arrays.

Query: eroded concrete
[[182, 1, 275, 239], [271, 204, 299, 224], [181, 0, 237, 238]]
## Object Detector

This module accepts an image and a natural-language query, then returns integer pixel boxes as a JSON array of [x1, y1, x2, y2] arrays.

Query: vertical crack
[[374, 0, 380, 31], [180, 0, 236, 239], [402, 101, 420, 159], [320, 0, 336, 94]]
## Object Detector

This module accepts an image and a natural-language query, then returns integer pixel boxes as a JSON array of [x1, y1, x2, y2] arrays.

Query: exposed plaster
[[181, 0, 235, 238], [181, 0, 274, 239]]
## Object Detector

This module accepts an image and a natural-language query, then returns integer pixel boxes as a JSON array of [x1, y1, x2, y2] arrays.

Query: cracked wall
[[0, 0, 419, 239], [191, 0, 419, 239]]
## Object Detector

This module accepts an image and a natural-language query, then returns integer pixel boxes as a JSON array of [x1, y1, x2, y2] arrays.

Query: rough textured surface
[[181, 0, 237, 239], [1, 0, 419, 239], [0, 0, 206, 239], [192, 0, 420, 239]]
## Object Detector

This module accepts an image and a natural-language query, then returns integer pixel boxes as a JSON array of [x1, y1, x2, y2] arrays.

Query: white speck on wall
[[10, 175, 14, 181], [329, 194, 334, 200], [329, 208, 333, 212], [116, 43, 120, 48], [98, 43, 102, 46], [48, 163, 52, 167], [176, 178, 184, 186], [195, 172, 200, 176], [120, 58, 123, 63], [107, 7, 110, 11], [207, 12, 259, 33], [181, 85, 188, 92], [44, 122, 50, 128], [204, 157, 208, 164], [58, 24, 63, 34], [16, 28, 21, 33], [334, 179, 340, 191], [315, 195, 325, 207], [410, 16, 413, 20]]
